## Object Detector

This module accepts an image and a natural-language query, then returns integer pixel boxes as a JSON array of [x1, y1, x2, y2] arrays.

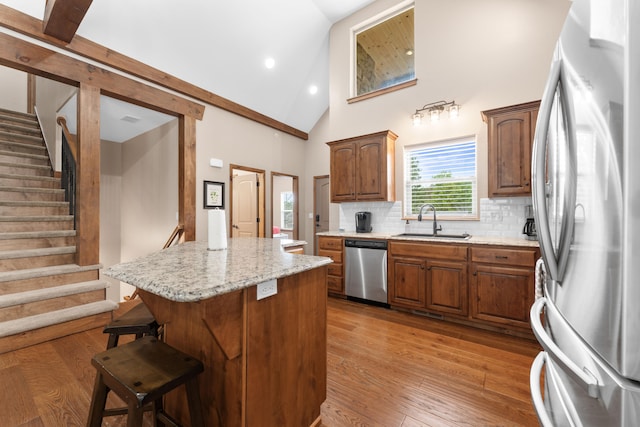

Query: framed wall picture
[[204, 181, 224, 209]]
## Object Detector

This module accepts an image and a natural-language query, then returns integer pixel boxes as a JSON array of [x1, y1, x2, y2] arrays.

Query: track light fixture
[[412, 100, 460, 126]]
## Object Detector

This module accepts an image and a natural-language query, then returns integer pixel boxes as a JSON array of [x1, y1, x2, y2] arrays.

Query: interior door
[[232, 173, 258, 237]]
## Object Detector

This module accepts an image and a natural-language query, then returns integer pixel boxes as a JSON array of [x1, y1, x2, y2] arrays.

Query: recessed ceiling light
[[265, 57, 275, 69], [405, 49, 414, 56], [309, 85, 318, 95]]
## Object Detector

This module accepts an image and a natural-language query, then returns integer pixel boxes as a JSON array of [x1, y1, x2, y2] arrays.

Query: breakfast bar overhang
[[105, 239, 332, 427]]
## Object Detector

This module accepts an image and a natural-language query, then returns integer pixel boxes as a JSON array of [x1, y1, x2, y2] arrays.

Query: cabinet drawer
[[319, 237, 343, 250], [327, 276, 344, 293], [471, 247, 537, 267], [319, 249, 343, 264], [389, 242, 467, 261], [327, 263, 343, 277]]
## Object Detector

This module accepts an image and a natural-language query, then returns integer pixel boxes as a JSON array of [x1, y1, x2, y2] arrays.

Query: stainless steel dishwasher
[[344, 239, 388, 305]]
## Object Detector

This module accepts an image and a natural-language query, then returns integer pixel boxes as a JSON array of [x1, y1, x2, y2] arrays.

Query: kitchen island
[[104, 238, 332, 427]]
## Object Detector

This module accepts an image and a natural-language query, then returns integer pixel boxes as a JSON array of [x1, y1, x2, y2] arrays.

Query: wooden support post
[[179, 115, 196, 241], [76, 83, 100, 265]]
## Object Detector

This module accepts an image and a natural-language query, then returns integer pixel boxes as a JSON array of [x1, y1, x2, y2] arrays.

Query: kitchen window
[[404, 137, 477, 219]]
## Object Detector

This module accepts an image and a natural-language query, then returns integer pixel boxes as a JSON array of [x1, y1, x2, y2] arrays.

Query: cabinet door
[[388, 257, 426, 309], [426, 260, 468, 316], [355, 138, 385, 200], [488, 110, 532, 197], [470, 263, 534, 328], [329, 142, 355, 202]]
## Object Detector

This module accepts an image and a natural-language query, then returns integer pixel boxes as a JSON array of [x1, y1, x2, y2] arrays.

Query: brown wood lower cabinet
[[388, 241, 468, 317], [470, 246, 539, 331], [318, 236, 345, 295], [388, 240, 538, 336]]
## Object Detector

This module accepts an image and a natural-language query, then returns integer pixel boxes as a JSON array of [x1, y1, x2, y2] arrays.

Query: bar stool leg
[[127, 401, 144, 427], [87, 373, 109, 427], [106, 333, 119, 349]]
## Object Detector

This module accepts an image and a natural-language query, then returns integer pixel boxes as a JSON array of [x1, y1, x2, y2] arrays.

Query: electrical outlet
[[257, 279, 277, 300]]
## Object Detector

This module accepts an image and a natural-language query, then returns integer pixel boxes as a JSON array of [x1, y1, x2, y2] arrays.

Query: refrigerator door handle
[[530, 298, 600, 398], [530, 352, 556, 427], [532, 59, 561, 280]]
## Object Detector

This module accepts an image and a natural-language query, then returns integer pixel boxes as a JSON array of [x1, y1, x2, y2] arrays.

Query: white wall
[[303, 0, 570, 240], [34, 77, 76, 172], [100, 140, 122, 301], [0, 66, 27, 113], [118, 120, 179, 298], [195, 106, 307, 243]]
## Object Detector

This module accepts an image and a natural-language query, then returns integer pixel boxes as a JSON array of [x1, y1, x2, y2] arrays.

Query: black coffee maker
[[523, 205, 537, 240], [355, 211, 372, 233]]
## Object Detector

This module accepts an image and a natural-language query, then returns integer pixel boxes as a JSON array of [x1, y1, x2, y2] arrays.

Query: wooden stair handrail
[[126, 224, 185, 301], [163, 223, 185, 249], [56, 117, 78, 161]]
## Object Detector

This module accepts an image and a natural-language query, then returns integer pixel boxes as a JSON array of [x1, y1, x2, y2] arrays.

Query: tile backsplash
[[338, 197, 533, 239]]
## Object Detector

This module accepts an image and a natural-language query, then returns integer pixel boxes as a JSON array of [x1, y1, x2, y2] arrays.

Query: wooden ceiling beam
[[42, 0, 93, 43], [0, 32, 204, 120]]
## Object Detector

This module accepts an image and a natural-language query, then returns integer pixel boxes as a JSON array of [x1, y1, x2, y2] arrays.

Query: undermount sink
[[394, 233, 471, 240]]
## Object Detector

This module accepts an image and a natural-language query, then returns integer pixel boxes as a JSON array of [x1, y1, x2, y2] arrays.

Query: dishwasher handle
[[344, 239, 388, 250]]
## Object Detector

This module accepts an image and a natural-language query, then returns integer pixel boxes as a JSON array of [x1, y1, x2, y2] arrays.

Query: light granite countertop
[[104, 238, 331, 303], [316, 231, 539, 248]]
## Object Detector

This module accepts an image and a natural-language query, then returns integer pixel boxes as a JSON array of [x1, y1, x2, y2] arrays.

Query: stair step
[[0, 280, 108, 309], [0, 186, 65, 202], [0, 300, 118, 339], [0, 245, 76, 260], [0, 172, 60, 189], [0, 130, 44, 145], [0, 108, 37, 122], [0, 122, 43, 138], [0, 139, 47, 155], [0, 201, 69, 216], [0, 246, 76, 272], [0, 149, 50, 166], [0, 230, 75, 240], [0, 215, 74, 232], [0, 263, 100, 283], [0, 230, 75, 251], [0, 264, 100, 296], [0, 161, 52, 177], [0, 115, 40, 129]]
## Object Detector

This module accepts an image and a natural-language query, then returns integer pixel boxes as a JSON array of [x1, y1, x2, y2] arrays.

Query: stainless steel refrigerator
[[529, 0, 640, 425]]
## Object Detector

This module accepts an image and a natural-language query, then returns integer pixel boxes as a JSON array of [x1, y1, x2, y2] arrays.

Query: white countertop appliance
[[529, 0, 640, 424]]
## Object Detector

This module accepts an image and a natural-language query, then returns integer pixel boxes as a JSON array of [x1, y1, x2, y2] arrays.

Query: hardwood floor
[[0, 297, 541, 426]]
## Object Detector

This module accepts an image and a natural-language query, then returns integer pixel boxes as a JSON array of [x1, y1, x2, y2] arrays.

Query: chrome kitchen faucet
[[417, 203, 442, 235]]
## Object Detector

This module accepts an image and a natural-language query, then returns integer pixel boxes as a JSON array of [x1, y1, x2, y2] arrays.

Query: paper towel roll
[[208, 209, 228, 250]]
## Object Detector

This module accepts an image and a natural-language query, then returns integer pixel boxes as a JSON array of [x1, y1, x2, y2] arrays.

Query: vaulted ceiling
[[0, 0, 376, 135]]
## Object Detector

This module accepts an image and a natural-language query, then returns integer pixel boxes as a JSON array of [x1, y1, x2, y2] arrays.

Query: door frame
[[271, 172, 299, 240], [229, 164, 265, 238], [313, 175, 330, 255]]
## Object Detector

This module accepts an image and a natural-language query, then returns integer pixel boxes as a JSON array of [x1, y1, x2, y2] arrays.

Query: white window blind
[[404, 137, 477, 218]]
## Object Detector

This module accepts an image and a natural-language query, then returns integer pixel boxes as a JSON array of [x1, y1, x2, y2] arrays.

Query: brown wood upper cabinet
[[481, 101, 540, 197], [327, 130, 397, 203]]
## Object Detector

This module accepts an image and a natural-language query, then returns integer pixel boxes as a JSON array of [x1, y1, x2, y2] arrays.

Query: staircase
[[0, 107, 117, 354]]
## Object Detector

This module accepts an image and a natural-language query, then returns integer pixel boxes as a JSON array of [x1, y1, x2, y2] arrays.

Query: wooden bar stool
[[87, 336, 205, 427], [103, 302, 160, 349]]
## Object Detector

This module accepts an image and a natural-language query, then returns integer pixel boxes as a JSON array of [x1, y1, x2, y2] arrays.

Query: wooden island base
[[139, 266, 328, 427]]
